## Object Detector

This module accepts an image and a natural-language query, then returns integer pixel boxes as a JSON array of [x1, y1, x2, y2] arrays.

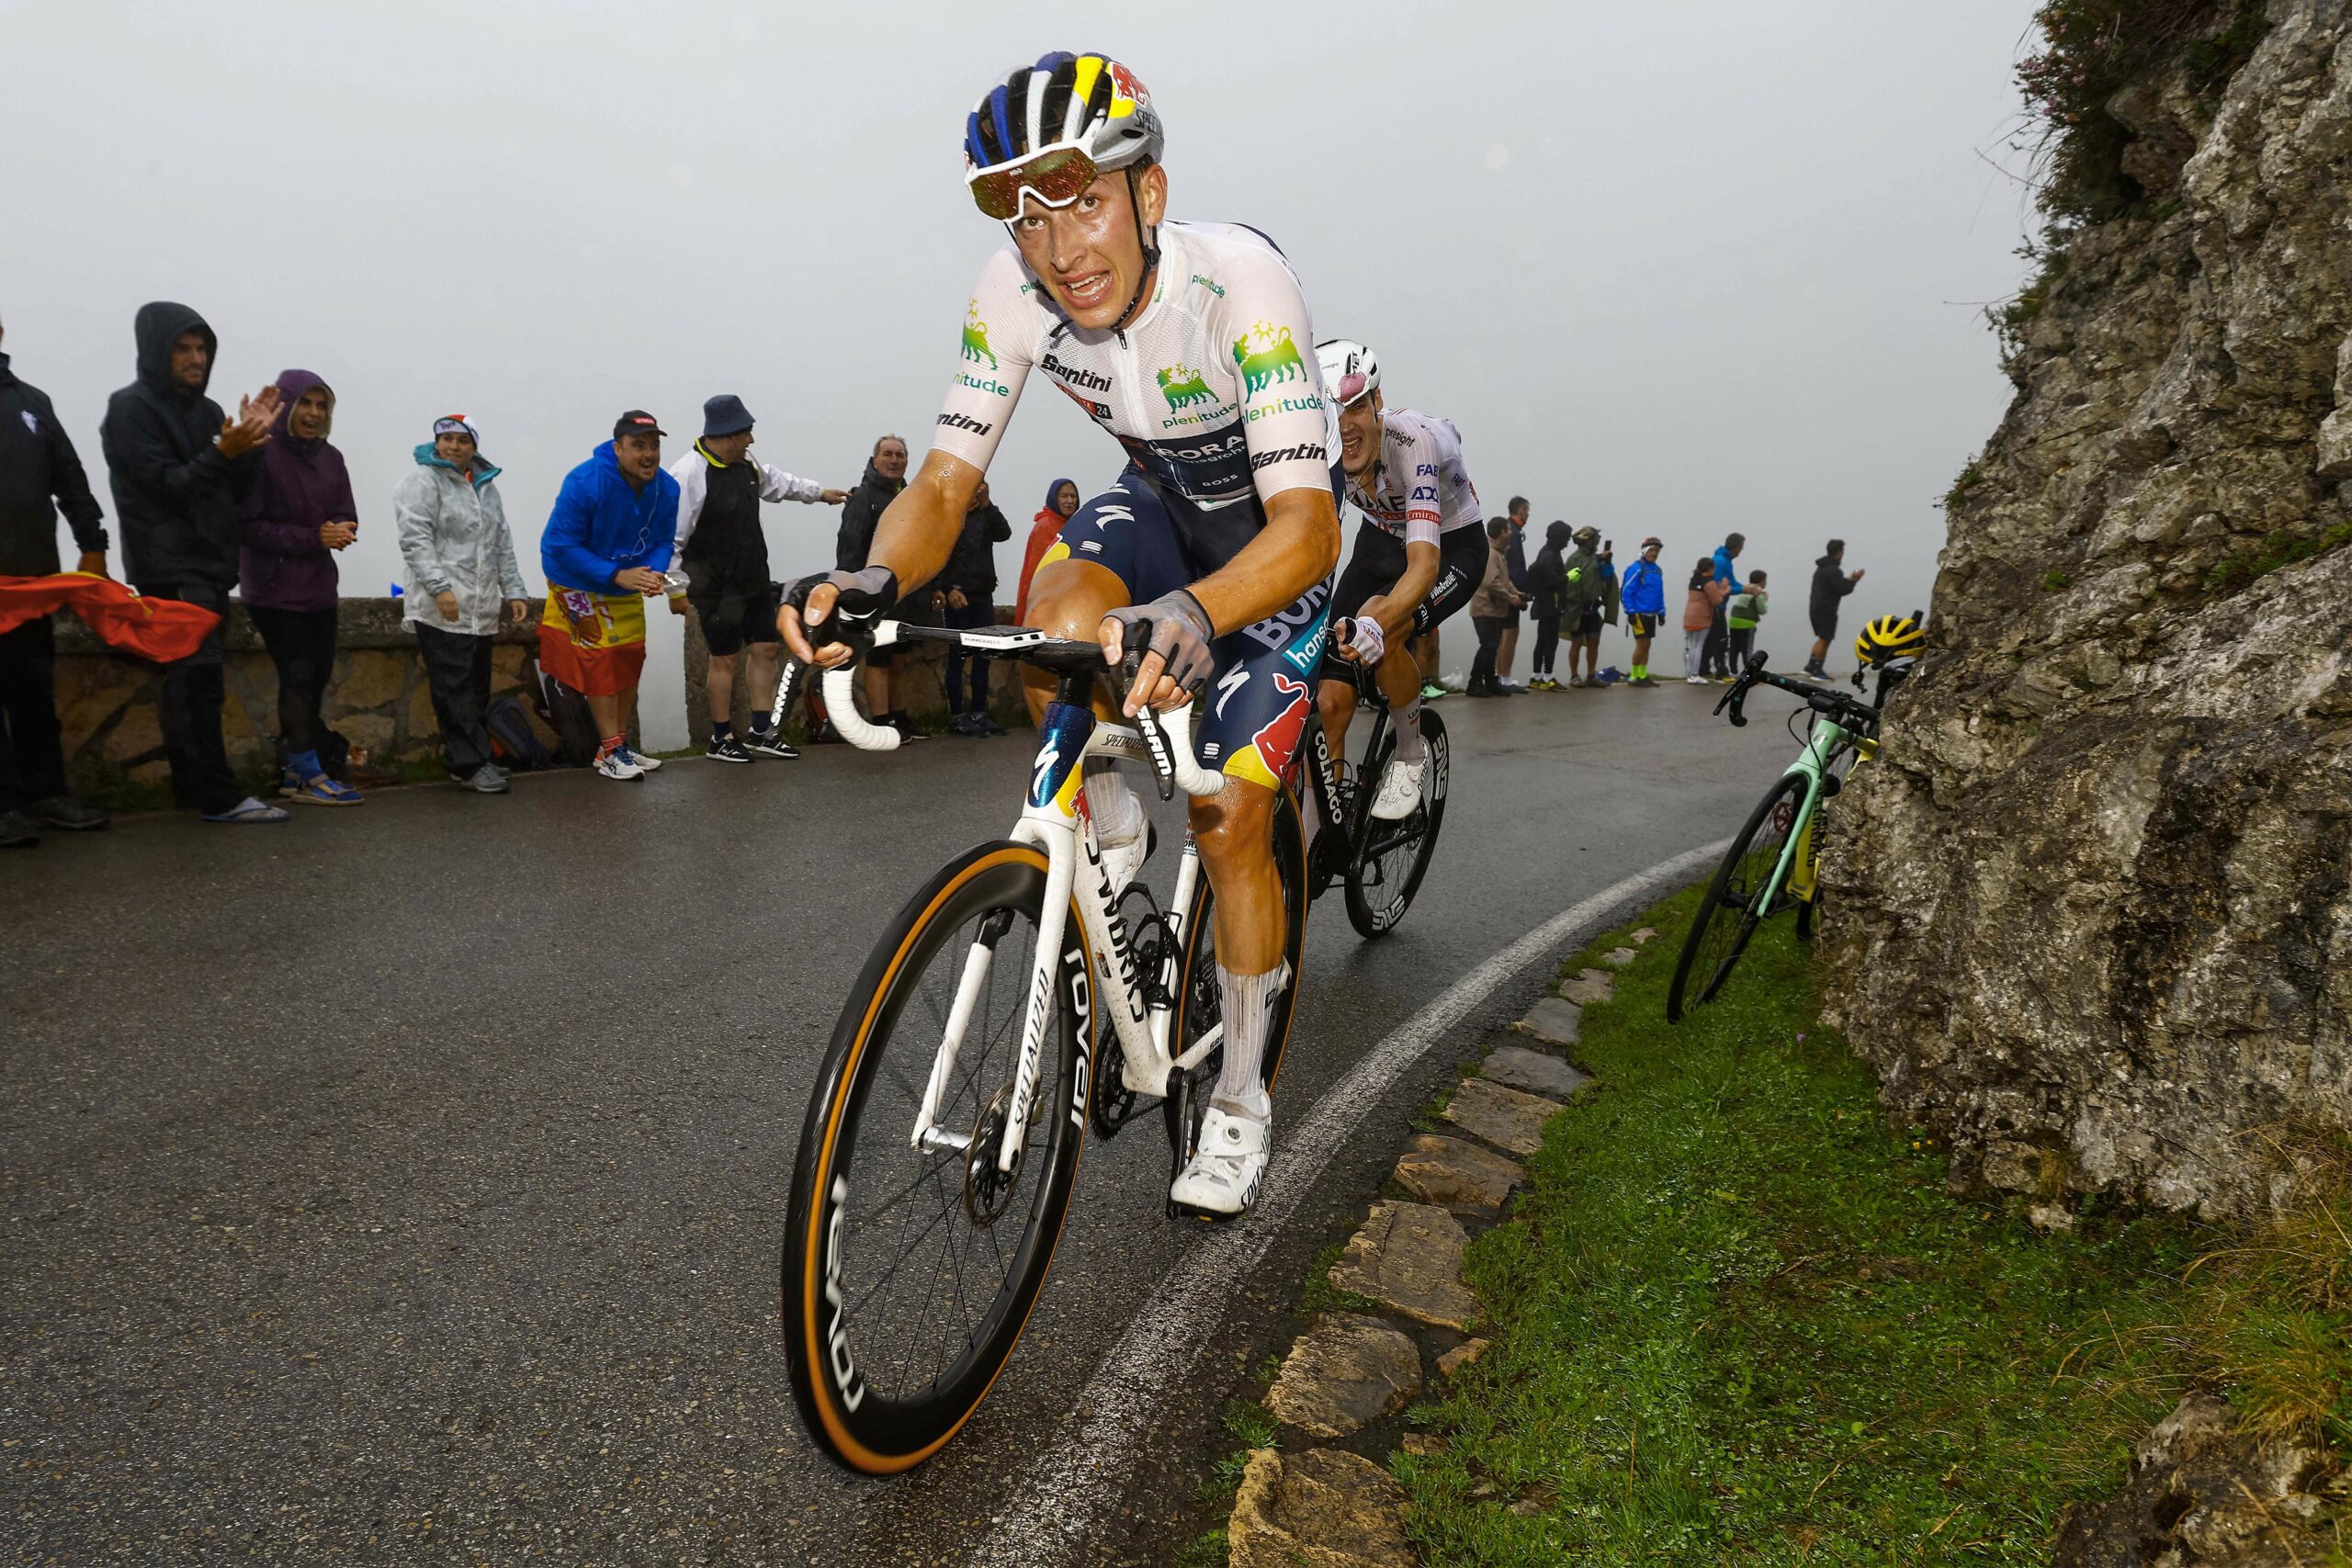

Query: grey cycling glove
[[781, 566, 899, 649], [1105, 588, 1218, 699]]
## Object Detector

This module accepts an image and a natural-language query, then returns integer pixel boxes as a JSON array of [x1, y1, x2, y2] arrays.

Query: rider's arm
[[1189, 484, 1340, 634], [1359, 539, 1439, 640], [863, 450, 985, 597]]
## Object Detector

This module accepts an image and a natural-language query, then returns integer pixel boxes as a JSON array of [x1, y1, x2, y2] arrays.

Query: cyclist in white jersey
[[779, 51, 1341, 1220], [1315, 340, 1485, 818]]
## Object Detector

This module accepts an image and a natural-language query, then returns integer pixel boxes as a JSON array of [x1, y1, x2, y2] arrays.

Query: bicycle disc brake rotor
[[963, 1087, 1026, 1228], [1770, 797, 1796, 836]]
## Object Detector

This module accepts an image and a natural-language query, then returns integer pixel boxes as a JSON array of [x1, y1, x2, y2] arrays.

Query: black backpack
[[533, 667, 602, 768], [486, 694, 554, 771]]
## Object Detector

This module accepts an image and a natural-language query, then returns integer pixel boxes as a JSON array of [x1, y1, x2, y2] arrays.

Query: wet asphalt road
[[4, 677, 1798, 1565]]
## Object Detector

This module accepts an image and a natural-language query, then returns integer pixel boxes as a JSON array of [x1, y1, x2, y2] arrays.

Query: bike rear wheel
[[1343, 709, 1450, 939], [1667, 772, 1808, 1022], [1167, 786, 1309, 1168], [781, 841, 1091, 1473]]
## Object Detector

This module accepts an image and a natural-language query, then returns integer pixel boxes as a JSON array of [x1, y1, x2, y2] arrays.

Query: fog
[[3, 0, 2039, 742]]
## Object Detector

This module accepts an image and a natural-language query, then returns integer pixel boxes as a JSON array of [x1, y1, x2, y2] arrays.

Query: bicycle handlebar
[[811, 618, 1226, 798], [1714, 652, 1882, 733]]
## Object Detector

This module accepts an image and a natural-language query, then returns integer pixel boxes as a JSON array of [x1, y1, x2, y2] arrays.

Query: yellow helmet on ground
[[1854, 615, 1925, 670]]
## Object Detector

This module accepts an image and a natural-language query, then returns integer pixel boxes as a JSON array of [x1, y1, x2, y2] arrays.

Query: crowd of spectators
[[0, 299, 1870, 845]]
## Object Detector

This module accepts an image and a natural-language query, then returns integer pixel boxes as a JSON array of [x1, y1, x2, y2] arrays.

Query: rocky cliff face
[[1820, 0, 2352, 1217]]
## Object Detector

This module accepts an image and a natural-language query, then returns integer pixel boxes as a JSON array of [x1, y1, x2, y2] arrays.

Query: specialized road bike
[[774, 617, 1445, 1474], [1666, 652, 1904, 1022]]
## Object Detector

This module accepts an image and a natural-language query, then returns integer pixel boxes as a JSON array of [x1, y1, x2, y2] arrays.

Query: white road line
[[977, 839, 1732, 1565]]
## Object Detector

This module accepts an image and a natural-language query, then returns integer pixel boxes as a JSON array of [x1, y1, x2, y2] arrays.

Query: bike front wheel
[[781, 841, 1092, 1473], [1667, 771, 1808, 1022], [1343, 709, 1450, 939]]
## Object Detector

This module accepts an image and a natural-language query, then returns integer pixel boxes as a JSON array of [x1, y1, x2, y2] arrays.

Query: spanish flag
[[0, 573, 222, 663]]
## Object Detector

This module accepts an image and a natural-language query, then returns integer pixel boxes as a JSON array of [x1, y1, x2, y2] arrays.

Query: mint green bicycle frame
[[1754, 713, 1876, 918]]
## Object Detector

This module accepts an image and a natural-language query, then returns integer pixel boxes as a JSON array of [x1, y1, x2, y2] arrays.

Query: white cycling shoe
[[1369, 753, 1428, 820], [1170, 1104, 1272, 1220]]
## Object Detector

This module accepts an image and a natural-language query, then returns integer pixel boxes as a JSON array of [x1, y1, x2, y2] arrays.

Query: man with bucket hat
[[665, 395, 845, 762]]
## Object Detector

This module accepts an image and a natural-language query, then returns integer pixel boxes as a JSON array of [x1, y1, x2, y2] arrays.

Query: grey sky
[[4, 0, 2037, 740]]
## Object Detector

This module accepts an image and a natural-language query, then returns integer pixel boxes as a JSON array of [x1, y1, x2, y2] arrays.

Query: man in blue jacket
[[538, 412, 680, 781], [1619, 536, 1666, 686], [1705, 532, 1749, 682]]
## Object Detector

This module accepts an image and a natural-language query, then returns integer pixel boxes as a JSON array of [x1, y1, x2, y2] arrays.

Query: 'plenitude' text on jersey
[[1343, 408, 1482, 547], [927, 221, 1331, 512]]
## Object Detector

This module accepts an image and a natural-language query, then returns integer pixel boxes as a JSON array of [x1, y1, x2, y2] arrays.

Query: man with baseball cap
[[665, 394, 844, 762], [538, 410, 679, 780], [1619, 535, 1667, 687]]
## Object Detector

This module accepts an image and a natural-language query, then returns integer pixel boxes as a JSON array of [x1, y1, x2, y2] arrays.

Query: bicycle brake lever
[[1133, 697, 1179, 802]]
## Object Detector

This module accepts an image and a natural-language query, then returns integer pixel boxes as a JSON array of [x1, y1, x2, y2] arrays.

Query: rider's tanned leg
[[1315, 679, 1354, 764]]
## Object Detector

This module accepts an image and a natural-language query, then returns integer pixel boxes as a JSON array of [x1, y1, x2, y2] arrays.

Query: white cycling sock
[[1212, 963, 1281, 1121], [1085, 764, 1144, 845], [1391, 696, 1426, 763]]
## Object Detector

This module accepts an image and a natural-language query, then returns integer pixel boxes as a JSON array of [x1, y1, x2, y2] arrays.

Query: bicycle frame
[[812, 620, 1228, 1185], [1754, 715, 1877, 918]]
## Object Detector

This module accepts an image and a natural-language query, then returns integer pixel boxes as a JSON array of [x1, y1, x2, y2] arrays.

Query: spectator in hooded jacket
[[941, 479, 1013, 737], [1727, 570, 1770, 668], [1682, 556, 1726, 683], [665, 394, 844, 764], [397, 415, 528, 794], [240, 369, 361, 807], [101, 301, 287, 824], [538, 411, 679, 781], [1016, 477, 1077, 625], [832, 434, 918, 739], [1523, 520, 1571, 690], [0, 314, 113, 846], [1619, 536, 1667, 688], [1804, 538, 1865, 678]]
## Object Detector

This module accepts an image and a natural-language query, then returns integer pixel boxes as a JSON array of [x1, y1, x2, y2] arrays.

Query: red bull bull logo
[[1223, 671, 1309, 792]]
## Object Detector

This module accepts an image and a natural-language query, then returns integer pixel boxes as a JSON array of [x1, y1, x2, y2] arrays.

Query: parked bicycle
[[1666, 616, 1921, 1022]]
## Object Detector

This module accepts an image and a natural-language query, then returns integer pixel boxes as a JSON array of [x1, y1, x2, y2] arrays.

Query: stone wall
[[56, 597, 548, 800], [1818, 1, 2352, 1217]]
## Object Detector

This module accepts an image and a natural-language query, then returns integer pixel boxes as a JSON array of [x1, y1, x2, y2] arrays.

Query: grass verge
[[1396, 882, 2306, 1563]]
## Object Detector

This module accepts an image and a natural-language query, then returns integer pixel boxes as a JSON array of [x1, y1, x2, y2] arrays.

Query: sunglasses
[[968, 145, 1099, 221]]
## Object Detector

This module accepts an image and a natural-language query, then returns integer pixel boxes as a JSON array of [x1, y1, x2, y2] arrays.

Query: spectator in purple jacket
[[239, 369, 361, 805]]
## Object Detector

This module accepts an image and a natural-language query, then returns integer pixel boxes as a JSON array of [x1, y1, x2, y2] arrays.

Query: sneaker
[[1419, 680, 1447, 702], [1370, 753, 1427, 821], [201, 795, 289, 824], [1685, 674, 1708, 685], [25, 795, 109, 831], [594, 748, 645, 781], [465, 764, 511, 795], [1170, 1104, 1272, 1220], [981, 716, 1010, 736], [619, 745, 662, 772], [1803, 663, 1826, 681], [950, 712, 988, 738], [707, 734, 753, 764], [742, 728, 799, 760], [1630, 675, 1656, 687], [0, 810, 39, 847], [287, 773, 363, 806], [888, 714, 926, 742], [1495, 679, 1525, 694]]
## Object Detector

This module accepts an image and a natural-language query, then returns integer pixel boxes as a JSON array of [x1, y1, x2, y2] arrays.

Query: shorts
[[1625, 611, 1659, 638], [1319, 521, 1486, 683], [1038, 466, 1330, 793], [1571, 606, 1605, 638], [538, 585, 648, 696], [691, 585, 782, 658], [1810, 607, 1838, 640]]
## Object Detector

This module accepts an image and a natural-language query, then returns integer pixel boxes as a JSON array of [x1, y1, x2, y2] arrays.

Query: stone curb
[[1221, 928, 1649, 1561]]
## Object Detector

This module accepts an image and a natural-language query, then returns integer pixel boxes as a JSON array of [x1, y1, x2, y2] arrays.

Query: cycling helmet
[[1854, 614, 1926, 670], [1317, 338, 1381, 407], [964, 52, 1164, 220]]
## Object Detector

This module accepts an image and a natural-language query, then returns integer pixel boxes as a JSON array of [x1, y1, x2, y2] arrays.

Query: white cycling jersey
[[1342, 408, 1483, 547], [927, 220, 1332, 512]]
